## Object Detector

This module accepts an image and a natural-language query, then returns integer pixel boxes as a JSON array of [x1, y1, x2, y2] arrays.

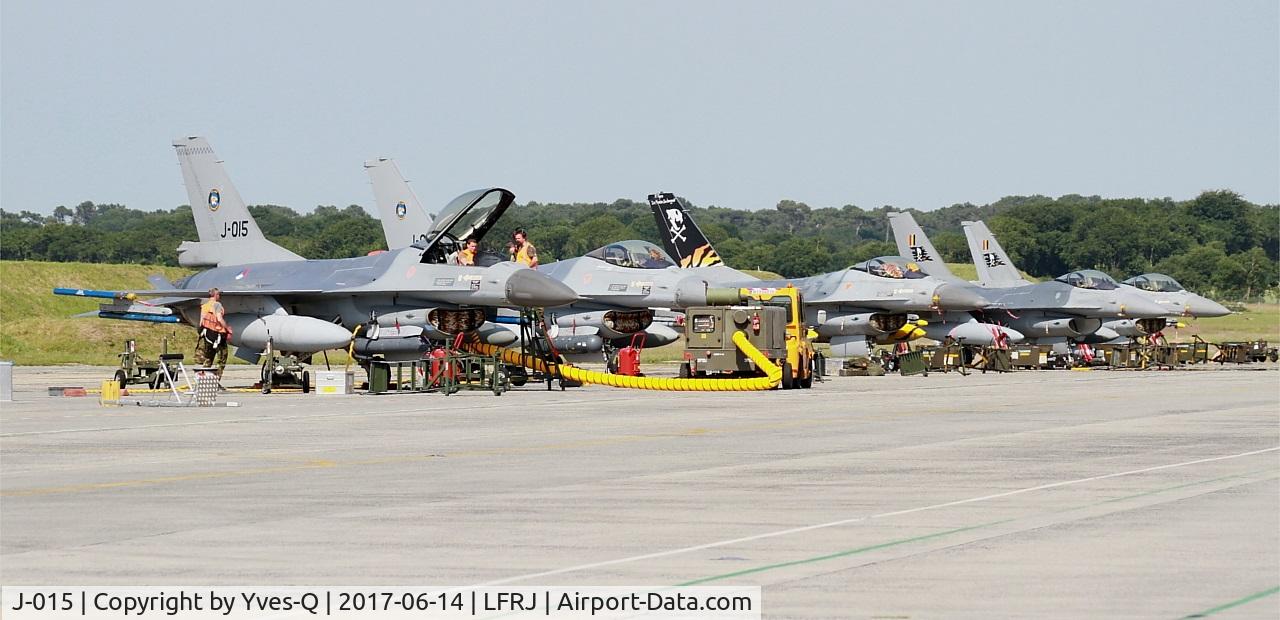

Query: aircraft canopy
[[1123, 273, 1185, 293], [854, 256, 928, 280], [585, 240, 676, 269], [417, 188, 515, 263], [1056, 269, 1119, 290]]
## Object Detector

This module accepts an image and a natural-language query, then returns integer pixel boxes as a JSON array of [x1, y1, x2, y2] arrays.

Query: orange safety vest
[[514, 243, 535, 266], [200, 300, 226, 332]]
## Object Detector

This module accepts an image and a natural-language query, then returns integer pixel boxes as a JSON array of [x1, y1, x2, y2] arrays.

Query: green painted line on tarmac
[[676, 520, 1013, 586], [1091, 467, 1276, 507], [677, 468, 1278, 587], [1181, 586, 1279, 618]]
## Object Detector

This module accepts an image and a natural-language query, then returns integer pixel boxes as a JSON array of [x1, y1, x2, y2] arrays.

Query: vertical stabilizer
[[962, 220, 1028, 286], [887, 211, 953, 279], [365, 157, 432, 249], [171, 136, 303, 266], [647, 192, 723, 268]]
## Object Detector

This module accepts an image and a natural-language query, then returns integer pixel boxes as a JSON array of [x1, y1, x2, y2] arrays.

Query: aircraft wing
[[54, 287, 324, 300]]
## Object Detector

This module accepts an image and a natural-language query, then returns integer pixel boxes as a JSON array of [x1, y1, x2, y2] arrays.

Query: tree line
[[3, 190, 1277, 301]]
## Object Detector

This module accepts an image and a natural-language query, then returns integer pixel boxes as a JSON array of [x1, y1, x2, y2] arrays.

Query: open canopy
[[417, 188, 515, 263], [853, 256, 928, 280], [1056, 269, 1120, 290], [1123, 273, 1185, 293], [585, 240, 676, 269]]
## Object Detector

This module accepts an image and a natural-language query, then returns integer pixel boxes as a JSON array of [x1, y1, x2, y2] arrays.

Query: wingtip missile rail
[[53, 287, 138, 301]]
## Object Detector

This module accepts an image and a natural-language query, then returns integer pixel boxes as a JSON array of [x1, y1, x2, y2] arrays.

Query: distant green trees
[[1, 201, 384, 263], [3, 190, 1277, 301]]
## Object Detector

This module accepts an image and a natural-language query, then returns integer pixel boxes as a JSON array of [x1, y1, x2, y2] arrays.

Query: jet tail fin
[[962, 220, 1028, 286], [647, 192, 724, 268], [364, 157, 432, 249], [887, 211, 953, 279], [172, 136, 303, 267]]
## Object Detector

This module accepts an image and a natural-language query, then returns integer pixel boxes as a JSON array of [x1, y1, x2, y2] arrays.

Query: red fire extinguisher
[[429, 347, 454, 384]]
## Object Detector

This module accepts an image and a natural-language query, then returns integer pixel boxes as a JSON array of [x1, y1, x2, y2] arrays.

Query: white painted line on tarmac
[[0, 395, 645, 438], [474, 446, 1280, 586]]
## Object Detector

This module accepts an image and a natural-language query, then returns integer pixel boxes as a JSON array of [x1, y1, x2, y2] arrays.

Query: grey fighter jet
[[1068, 271, 1229, 342], [55, 137, 577, 362], [362, 157, 698, 356], [1121, 273, 1230, 318], [648, 193, 997, 357], [886, 211, 1167, 344], [960, 219, 1201, 342]]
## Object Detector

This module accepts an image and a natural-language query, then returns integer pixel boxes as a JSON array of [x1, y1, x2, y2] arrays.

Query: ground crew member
[[196, 288, 232, 379], [510, 229, 538, 268], [457, 237, 478, 266]]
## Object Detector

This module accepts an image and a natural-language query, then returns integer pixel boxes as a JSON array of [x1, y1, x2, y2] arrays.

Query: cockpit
[[415, 188, 515, 264], [853, 256, 928, 280], [1123, 273, 1186, 293], [1056, 269, 1120, 290], [585, 240, 676, 269]]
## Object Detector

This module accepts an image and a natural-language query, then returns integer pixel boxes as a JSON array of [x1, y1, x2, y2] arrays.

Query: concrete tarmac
[[2, 364, 1278, 618]]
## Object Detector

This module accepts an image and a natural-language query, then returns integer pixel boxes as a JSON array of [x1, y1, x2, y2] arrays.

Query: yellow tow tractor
[[681, 284, 816, 389]]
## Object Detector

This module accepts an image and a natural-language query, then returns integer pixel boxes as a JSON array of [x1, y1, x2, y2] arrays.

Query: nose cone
[[933, 283, 989, 311], [505, 268, 579, 307], [1119, 293, 1171, 319], [1185, 294, 1231, 318]]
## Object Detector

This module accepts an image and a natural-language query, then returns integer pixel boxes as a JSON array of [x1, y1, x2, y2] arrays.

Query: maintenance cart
[[680, 286, 815, 388], [367, 350, 508, 395], [259, 338, 311, 394], [1247, 340, 1278, 362], [114, 338, 185, 389], [680, 286, 815, 389]]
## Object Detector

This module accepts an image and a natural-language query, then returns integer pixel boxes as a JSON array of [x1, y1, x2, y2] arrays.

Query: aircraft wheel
[[260, 364, 272, 394], [301, 371, 311, 394], [114, 369, 128, 390], [507, 366, 528, 386], [780, 361, 794, 390]]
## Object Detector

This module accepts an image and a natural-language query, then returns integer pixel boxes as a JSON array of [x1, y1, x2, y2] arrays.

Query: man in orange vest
[[510, 229, 538, 268], [196, 288, 232, 379], [457, 237, 479, 266]]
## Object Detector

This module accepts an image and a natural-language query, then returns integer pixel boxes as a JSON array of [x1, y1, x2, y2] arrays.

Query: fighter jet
[[648, 193, 997, 357], [886, 211, 1167, 344], [1072, 271, 1229, 342], [363, 157, 697, 357], [1121, 273, 1230, 318], [960, 219, 1198, 342], [54, 137, 577, 363]]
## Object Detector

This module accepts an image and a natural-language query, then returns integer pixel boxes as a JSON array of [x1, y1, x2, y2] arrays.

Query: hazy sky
[[2, 1, 1277, 215]]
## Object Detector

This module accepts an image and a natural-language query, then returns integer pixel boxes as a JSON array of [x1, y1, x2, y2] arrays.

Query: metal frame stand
[[518, 307, 573, 390]]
